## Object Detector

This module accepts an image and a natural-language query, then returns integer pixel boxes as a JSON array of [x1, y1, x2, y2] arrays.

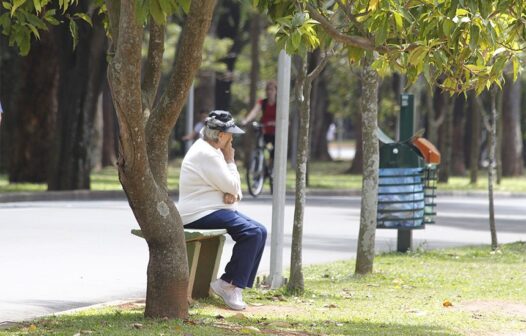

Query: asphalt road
[[1, 194, 525, 325]]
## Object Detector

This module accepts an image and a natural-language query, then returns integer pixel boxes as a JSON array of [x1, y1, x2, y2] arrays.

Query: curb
[[1, 188, 525, 203]]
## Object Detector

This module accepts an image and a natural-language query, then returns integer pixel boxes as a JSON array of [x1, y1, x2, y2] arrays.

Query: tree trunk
[[288, 56, 308, 295], [467, 93, 480, 184], [451, 95, 466, 175], [288, 52, 328, 293], [48, 4, 107, 190], [214, 0, 248, 110], [308, 51, 331, 161], [438, 94, 453, 182], [349, 76, 363, 174], [476, 90, 498, 251], [355, 58, 379, 275], [106, 0, 216, 319], [243, 13, 261, 167], [0, 32, 57, 182], [501, 75, 523, 176], [102, 79, 117, 167], [487, 88, 499, 250]]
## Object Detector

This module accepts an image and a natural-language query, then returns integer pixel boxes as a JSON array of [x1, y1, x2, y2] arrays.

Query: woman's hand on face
[[221, 135, 235, 163], [223, 193, 237, 204]]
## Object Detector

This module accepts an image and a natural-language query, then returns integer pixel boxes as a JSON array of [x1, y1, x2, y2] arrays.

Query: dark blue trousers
[[185, 209, 267, 289]]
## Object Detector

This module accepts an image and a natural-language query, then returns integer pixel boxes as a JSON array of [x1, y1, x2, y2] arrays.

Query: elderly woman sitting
[[178, 110, 267, 310]]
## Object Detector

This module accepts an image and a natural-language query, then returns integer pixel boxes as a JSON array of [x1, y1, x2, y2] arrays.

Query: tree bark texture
[[48, 3, 107, 190], [487, 88, 499, 250], [349, 76, 363, 174], [355, 59, 379, 275], [288, 56, 308, 295], [309, 60, 331, 161], [451, 95, 466, 176], [214, 0, 248, 110], [501, 75, 523, 176], [467, 94, 480, 184], [102, 79, 117, 167], [438, 94, 453, 182], [106, 0, 216, 319], [0, 32, 57, 182]]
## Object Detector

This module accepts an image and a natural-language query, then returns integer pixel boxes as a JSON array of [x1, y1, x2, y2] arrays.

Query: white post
[[268, 50, 291, 289], [185, 82, 195, 152]]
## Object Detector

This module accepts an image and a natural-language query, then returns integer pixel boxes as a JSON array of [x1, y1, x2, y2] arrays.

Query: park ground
[[1, 242, 525, 336]]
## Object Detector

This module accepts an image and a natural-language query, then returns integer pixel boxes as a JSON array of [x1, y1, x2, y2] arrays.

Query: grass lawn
[[2, 242, 525, 336], [1, 159, 526, 194]]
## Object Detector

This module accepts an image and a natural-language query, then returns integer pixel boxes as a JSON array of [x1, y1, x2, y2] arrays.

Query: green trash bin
[[376, 135, 439, 229]]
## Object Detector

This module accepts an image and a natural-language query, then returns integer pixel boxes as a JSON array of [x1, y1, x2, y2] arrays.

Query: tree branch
[[145, 0, 217, 186], [306, 50, 331, 85], [475, 94, 492, 132], [142, 20, 165, 113], [306, 3, 382, 52]]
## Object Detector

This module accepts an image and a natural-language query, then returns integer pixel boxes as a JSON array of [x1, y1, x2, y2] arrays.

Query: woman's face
[[266, 85, 277, 100]]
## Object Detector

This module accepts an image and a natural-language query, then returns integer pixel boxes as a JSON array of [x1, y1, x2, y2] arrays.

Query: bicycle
[[246, 121, 273, 197]]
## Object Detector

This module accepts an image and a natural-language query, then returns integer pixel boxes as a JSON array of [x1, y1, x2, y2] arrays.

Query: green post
[[397, 93, 414, 252]]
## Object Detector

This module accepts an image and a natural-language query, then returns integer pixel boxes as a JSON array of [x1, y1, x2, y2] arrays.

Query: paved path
[[0, 195, 525, 324]]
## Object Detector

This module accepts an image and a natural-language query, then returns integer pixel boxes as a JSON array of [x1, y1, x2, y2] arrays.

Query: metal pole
[[268, 50, 291, 289], [185, 82, 195, 152], [397, 93, 414, 252]]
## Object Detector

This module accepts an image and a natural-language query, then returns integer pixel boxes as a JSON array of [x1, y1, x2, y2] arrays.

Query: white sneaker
[[210, 279, 247, 310]]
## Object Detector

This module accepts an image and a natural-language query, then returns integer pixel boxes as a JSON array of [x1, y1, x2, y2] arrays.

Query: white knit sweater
[[178, 139, 243, 225]]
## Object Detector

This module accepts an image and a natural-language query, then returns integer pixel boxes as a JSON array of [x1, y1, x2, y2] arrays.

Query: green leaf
[[469, 25, 479, 50], [347, 45, 364, 64], [150, 0, 166, 24], [32, 0, 41, 12], [408, 45, 427, 66], [393, 12, 403, 32], [512, 57, 520, 82], [74, 13, 92, 26], [3, 2, 12, 10], [291, 30, 301, 49], [442, 19, 454, 36], [490, 56, 507, 77], [25, 22, 40, 38], [17, 30, 31, 55], [11, 0, 27, 16], [69, 18, 78, 50]]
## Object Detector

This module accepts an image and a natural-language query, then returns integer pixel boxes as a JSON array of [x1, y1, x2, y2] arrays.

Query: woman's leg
[[185, 209, 266, 288]]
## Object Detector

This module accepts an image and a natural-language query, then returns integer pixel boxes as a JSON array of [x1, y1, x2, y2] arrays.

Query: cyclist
[[241, 80, 277, 166]]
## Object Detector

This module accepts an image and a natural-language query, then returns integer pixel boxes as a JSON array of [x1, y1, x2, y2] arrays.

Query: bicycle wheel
[[247, 150, 265, 197]]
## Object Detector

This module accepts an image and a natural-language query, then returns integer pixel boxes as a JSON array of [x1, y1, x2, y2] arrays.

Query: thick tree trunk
[[102, 79, 117, 167], [48, 4, 107, 190], [214, 0, 248, 110], [438, 94, 453, 182], [0, 32, 57, 182], [451, 95, 466, 175], [467, 94, 480, 184], [349, 76, 363, 174], [355, 59, 379, 275], [309, 64, 331, 161], [501, 75, 523, 176], [106, 0, 216, 319]]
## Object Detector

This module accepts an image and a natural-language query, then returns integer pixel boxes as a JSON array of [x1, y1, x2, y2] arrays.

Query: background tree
[[288, 51, 329, 294], [262, 0, 526, 275]]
